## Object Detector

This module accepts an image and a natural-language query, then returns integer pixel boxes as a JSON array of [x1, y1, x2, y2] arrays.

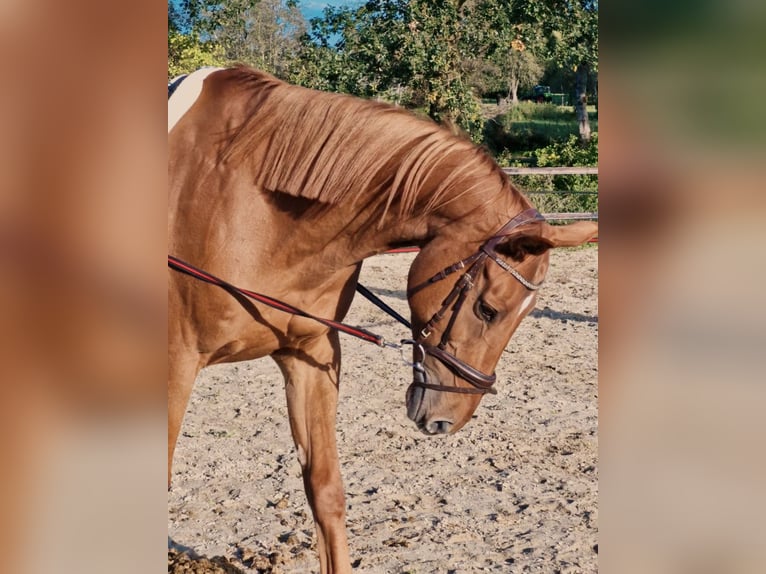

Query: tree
[[168, 0, 226, 78], [467, 0, 597, 140], [405, 0, 481, 135], [168, 30, 227, 78], [501, 39, 543, 103], [183, 0, 305, 77], [460, 0, 548, 101], [293, 0, 483, 139], [540, 0, 598, 142], [290, 0, 598, 143], [291, 1, 416, 99], [574, 61, 591, 141]]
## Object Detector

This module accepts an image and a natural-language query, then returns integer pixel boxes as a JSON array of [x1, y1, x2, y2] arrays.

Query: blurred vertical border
[[2, 0, 766, 572], [0, 0, 166, 572], [600, 0, 766, 572]]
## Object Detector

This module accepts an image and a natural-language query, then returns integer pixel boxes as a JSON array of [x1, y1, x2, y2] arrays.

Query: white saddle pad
[[168, 67, 223, 133]]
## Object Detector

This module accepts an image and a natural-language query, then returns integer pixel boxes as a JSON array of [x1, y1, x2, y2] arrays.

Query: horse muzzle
[[405, 368, 456, 435], [406, 384, 455, 435]]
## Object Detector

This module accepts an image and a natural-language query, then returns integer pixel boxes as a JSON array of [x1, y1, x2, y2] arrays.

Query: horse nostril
[[426, 420, 453, 435]]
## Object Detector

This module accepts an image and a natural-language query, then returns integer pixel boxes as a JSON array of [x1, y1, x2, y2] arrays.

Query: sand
[[168, 245, 598, 573]]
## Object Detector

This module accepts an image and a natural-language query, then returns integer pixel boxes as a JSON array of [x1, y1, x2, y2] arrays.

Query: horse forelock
[[218, 67, 516, 225]]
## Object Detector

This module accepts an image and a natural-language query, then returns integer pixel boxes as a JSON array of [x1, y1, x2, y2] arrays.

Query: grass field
[[482, 102, 598, 157], [478, 101, 599, 213]]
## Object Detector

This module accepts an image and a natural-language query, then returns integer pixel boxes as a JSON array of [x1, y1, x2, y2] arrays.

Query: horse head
[[405, 215, 597, 435]]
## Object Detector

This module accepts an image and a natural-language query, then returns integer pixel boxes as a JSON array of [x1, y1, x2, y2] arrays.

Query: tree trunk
[[575, 61, 591, 143], [509, 78, 519, 105]]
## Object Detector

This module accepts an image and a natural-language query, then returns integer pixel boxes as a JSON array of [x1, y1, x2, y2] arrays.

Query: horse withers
[[168, 67, 597, 573]]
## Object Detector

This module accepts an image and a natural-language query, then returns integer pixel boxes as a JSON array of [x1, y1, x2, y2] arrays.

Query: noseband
[[408, 208, 545, 396]]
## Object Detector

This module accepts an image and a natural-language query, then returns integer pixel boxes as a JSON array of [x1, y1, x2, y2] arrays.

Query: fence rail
[[526, 190, 597, 196], [502, 166, 598, 221], [543, 212, 598, 221], [502, 166, 598, 176], [382, 167, 598, 256]]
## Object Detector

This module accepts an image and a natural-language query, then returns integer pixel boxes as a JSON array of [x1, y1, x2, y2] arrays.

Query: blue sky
[[170, 1, 361, 30], [300, 0, 361, 21]]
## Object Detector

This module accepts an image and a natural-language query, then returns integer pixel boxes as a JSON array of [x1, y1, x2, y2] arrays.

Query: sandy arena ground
[[168, 245, 598, 573]]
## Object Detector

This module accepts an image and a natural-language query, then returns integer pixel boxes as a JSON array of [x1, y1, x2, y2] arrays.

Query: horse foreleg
[[168, 351, 201, 488], [273, 332, 351, 574]]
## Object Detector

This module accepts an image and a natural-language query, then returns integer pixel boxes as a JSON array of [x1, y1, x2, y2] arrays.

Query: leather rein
[[168, 207, 544, 397], [403, 207, 545, 396]]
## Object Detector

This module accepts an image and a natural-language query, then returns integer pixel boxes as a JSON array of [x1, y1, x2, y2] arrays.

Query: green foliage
[[168, 28, 226, 79], [484, 103, 598, 154], [504, 102, 563, 121], [534, 133, 598, 168], [465, 0, 597, 89], [291, 0, 484, 141], [500, 48, 544, 102], [290, 1, 411, 97], [180, 0, 305, 76], [547, 0, 599, 74], [168, 0, 597, 150], [497, 133, 599, 213], [405, 1, 481, 134]]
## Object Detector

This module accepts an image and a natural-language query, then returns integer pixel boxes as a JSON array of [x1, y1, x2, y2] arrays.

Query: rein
[[167, 207, 544, 397], [168, 255, 394, 348]]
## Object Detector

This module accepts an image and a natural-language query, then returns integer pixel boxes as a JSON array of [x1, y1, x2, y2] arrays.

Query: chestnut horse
[[168, 67, 597, 573]]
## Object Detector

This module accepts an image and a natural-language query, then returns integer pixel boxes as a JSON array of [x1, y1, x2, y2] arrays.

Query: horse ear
[[541, 220, 599, 247], [496, 221, 598, 262], [496, 229, 554, 262]]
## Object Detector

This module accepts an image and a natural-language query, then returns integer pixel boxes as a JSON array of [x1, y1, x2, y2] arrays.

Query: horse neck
[[260, 163, 527, 281], [318, 180, 525, 267]]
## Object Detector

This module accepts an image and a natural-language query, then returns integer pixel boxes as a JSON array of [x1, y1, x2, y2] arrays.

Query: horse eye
[[476, 299, 498, 323]]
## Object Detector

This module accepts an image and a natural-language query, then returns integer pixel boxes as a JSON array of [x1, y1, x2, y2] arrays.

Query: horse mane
[[220, 67, 517, 225]]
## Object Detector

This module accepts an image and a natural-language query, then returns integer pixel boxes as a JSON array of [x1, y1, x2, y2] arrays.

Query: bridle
[[405, 207, 545, 396], [168, 207, 545, 397]]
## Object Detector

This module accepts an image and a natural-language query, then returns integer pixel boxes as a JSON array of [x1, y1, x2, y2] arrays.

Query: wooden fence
[[385, 167, 598, 253], [502, 166, 598, 221], [502, 167, 598, 176]]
